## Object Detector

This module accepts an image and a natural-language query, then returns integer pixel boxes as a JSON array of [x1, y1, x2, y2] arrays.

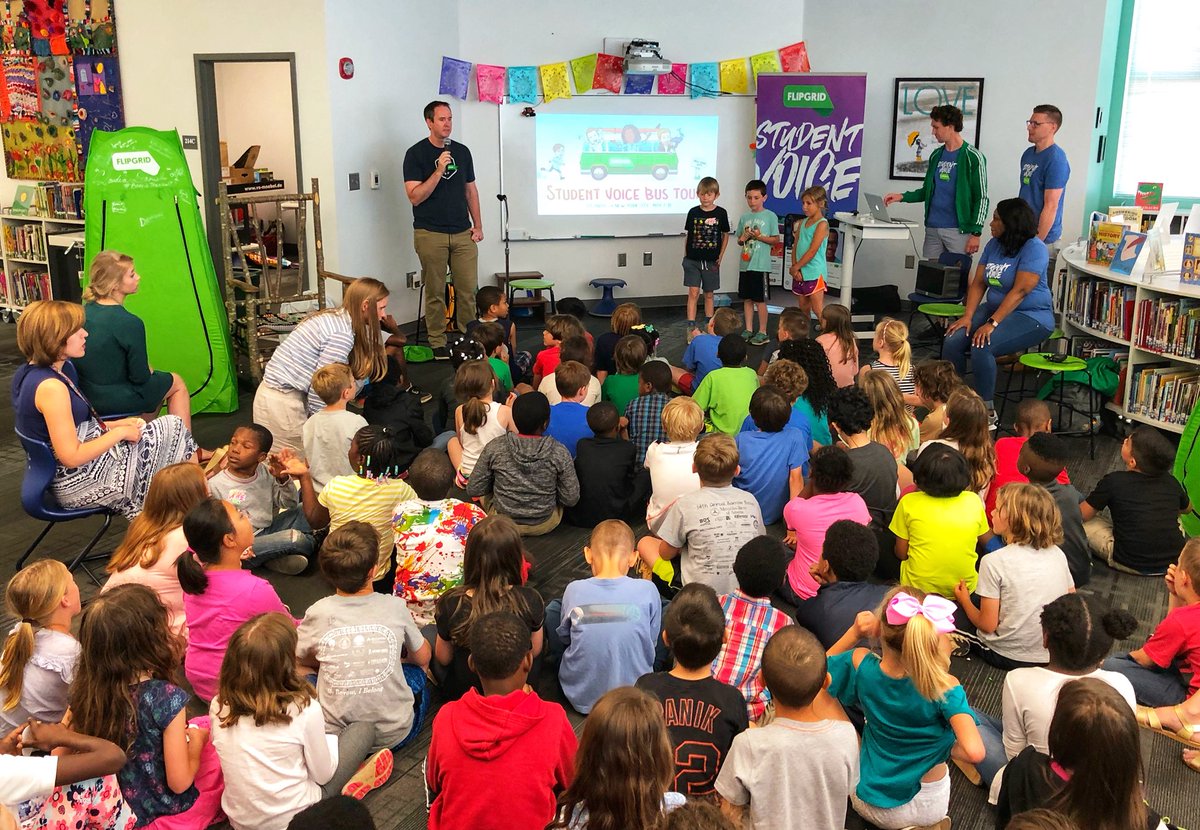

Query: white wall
[[803, 0, 1111, 293], [454, 0, 804, 303]]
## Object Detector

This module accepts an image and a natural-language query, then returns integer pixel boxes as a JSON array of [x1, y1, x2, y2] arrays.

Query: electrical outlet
[[618, 253, 627, 267], [369, 170, 380, 189], [643, 251, 652, 266], [348, 172, 360, 191], [406, 271, 418, 289], [904, 255, 915, 269]]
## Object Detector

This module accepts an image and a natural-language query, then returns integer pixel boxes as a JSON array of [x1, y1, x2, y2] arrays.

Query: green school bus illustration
[[579, 124, 680, 181]]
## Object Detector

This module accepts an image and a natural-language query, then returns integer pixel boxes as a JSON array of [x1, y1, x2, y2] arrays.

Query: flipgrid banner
[[754, 73, 866, 218]]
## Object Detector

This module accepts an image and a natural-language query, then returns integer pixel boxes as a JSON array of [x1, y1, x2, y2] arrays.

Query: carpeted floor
[[1, 296, 1195, 830]]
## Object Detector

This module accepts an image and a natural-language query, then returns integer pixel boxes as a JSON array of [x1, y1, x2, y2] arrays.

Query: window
[[1112, 0, 1200, 198]]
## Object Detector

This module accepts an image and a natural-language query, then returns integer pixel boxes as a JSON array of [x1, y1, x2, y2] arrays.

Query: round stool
[[508, 278, 557, 320], [916, 302, 965, 357], [1013, 353, 1096, 459], [588, 277, 628, 317]]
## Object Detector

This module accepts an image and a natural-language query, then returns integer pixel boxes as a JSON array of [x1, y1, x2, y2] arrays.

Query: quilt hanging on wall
[[0, 0, 123, 182]]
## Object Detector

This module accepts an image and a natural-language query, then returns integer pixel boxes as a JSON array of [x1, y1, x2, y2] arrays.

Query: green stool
[[508, 277, 557, 320], [1007, 352, 1096, 459], [916, 302, 965, 357]]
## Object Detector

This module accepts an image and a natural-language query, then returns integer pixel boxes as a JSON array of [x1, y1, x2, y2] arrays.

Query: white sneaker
[[987, 410, 999, 432], [264, 554, 309, 575]]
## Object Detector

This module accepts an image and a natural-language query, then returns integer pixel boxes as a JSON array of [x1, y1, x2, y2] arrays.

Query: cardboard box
[[219, 140, 229, 168], [229, 145, 260, 185]]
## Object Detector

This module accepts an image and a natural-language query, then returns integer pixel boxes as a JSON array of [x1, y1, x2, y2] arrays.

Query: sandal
[[1185, 750, 1199, 774], [1136, 705, 1200, 749]]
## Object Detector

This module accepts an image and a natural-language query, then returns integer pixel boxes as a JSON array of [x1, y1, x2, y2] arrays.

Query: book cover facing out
[[1136, 182, 1163, 210], [1182, 233, 1200, 286], [1109, 228, 1147, 276]]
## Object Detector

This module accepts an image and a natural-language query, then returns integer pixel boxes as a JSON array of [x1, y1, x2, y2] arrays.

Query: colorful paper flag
[[438, 56, 472, 100], [507, 65, 538, 104], [476, 64, 506, 104], [689, 63, 718, 99], [540, 62, 571, 101], [749, 50, 781, 81], [570, 53, 597, 93], [719, 58, 748, 94], [593, 53, 623, 94], [779, 41, 811, 73], [657, 63, 687, 95], [624, 73, 653, 95]]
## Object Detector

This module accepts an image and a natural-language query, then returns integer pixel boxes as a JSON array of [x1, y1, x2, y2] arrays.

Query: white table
[[833, 212, 917, 336]]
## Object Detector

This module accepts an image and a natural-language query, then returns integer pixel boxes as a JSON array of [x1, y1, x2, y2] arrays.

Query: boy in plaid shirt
[[712, 536, 793, 721], [623, 360, 672, 465]]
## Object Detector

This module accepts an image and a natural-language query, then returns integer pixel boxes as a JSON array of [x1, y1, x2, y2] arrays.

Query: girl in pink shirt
[[102, 463, 209, 639], [817, 304, 860, 388], [179, 498, 294, 701], [782, 445, 870, 602]]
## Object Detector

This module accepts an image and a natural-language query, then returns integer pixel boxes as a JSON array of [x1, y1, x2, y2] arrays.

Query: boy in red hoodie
[[425, 610, 577, 830]]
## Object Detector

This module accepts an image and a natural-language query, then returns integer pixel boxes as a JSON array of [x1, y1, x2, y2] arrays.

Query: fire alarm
[[338, 57, 354, 79]]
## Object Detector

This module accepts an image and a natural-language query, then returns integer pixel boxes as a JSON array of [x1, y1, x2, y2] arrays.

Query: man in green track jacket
[[885, 104, 988, 259]]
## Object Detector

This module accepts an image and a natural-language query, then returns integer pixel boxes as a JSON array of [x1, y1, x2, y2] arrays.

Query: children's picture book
[[1182, 232, 1200, 286], [1136, 182, 1163, 210], [1109, 228, 1147, 276], [1087, 214, 1125, 266], [1108, 205, 1143, 229], [10, 185, 39, 215]]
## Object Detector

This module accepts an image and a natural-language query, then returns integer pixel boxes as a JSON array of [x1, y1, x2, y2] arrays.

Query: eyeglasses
[[1025, 120, 1050, 127]]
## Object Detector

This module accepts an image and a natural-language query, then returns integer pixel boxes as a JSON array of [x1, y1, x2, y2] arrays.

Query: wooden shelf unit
[[0, 213, 86, 320]]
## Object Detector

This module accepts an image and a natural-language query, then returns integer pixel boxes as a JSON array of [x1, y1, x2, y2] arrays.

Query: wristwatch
[[986, 316, 1000, 327]]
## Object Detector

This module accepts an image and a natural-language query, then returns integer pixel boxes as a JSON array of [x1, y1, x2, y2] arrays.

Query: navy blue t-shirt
[[927, 148, 959, 229], [793, 581, 890, 649], [403, 138, 476, 233]]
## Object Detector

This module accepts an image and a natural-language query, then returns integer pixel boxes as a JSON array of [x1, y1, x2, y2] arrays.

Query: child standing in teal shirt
[[735, 179, 780, 345], [827, 586, 984, 830], [789, 185, 829, 320]]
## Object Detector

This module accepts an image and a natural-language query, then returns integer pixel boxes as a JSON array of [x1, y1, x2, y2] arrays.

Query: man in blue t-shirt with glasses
[[1018, 104, 1071, 250]]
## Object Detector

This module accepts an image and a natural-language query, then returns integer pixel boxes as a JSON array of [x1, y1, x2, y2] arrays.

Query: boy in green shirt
[[470, 321, 513, 394], [735, 179, 781, 345], [693, 334, 760, 435]]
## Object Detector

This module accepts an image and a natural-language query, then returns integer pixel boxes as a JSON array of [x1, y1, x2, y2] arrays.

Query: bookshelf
[[0, 213, 86, 321], [1059, 245, 1200, 434]]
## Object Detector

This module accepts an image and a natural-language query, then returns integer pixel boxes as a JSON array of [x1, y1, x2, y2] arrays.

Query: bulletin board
[[0, 0, 123, 182]]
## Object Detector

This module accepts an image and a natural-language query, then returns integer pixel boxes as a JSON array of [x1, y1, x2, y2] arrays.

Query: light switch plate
[[349, 172, 360, 191]]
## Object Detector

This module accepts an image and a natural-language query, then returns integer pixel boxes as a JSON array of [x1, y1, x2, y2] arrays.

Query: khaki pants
[[413, 228, 479, 347], [1084, 512, 1145, 576], [252, 383, 307, 453], [481, 496, 562, 536]]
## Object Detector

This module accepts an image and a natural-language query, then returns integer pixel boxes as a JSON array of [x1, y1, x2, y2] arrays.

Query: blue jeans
[[247, 507, 314, 567], [944, 307, 1051, 404], [975, 711, 1007, 788], [432, 429, 456, 452], [1102, 653, 1189, 707]]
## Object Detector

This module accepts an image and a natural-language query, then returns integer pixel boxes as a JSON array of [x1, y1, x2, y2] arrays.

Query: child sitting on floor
[[638, 433, 764, 596], [207, 423, 314, 574], [645, 396, 704, 534], [545, 360, 595, 458], [816, 303, 860, 388], [912, 359, 960, 443], [547, 520, 661, 714], [866, 317, 917, 407], [471, 321, 514, 394], [532, 314, 584, 390], [539, 335, 600, 405], [716, 626, 859, 830], [734, 386, 809, 525], [426, 610, 576, 830], [360, 355, 433, 474], [684, 307, 742, 391], [467, 392, 580, 536], [793, 519, 888, 650], [595, 302, 641, 384], [302, 363, 367, 492], [469, 285, 531, 384], [1018, 433, 1090, 586], [693, 334, 760, 436], [1080, 425, 1190, 575], [637, 583, 749, 798], [297, 522, 431, 794], [623, 360, 672, 466], [954, 483, 1074, 670], [392, 449, 487, 626], [566, 402, 644, 528], [1103, 537, 1200, 707], [756, 306, 810, 376], [985, 398, 1067, 522], [602, 334, 648, 417], [712, 536, 793, 721], [448, 360, 514, 484]]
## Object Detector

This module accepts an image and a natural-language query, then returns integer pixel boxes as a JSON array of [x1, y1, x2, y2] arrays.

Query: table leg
[[840, 228, 855, 308]]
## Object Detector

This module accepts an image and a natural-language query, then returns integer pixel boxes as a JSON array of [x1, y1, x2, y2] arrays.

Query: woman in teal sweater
[[74, 251, 192, 428]]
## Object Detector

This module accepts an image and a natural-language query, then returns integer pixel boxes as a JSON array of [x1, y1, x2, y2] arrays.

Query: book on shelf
[[1136, 296, 1200, 359], [1108, 228, 1147, 276], [1063, 273, 1136, 340], [1087, 214, 1125, 266], [1108, 205, 1143, 229], [1136, 182, 1164, 210], [1129, 363, 1200, 426], [4, 268, 52, 305], [1182, 232, 1200, 286]]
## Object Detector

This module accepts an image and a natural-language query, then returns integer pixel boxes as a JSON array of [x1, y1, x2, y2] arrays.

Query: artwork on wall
[[0, 0, 123, 182], [889, 77, 983, 181]]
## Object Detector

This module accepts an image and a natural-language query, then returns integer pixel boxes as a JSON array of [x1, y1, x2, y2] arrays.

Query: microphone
[[444, 137, 457, 172]]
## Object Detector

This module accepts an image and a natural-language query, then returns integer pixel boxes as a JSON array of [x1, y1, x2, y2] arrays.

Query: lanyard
[[51, 365, 108, 433]]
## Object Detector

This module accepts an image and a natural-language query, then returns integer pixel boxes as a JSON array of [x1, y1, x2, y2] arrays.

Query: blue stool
[[588, 277, 627, 317]]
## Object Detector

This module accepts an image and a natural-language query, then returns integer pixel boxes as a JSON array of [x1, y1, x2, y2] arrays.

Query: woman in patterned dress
[[11, 300, 197, 520]]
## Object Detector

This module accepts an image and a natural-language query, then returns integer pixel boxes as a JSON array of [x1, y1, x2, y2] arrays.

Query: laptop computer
[[863, 193, 913, 224]]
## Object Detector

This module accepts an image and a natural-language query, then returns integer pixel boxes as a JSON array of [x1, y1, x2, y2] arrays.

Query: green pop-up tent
[[83, 127, 238, 414]]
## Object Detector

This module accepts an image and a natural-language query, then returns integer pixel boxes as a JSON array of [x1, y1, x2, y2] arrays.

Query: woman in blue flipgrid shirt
[[943, 198, 1055, 418]]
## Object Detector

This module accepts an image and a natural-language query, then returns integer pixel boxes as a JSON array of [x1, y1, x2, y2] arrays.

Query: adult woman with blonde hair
[[102, 462, 210, 637], [12, 300, 197, 519], [253, 277, 399, 451], [73, 250, 193, 428]]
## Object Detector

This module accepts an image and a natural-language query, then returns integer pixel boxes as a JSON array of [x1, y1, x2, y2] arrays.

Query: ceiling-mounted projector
[[624, 39, 672, 75]]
